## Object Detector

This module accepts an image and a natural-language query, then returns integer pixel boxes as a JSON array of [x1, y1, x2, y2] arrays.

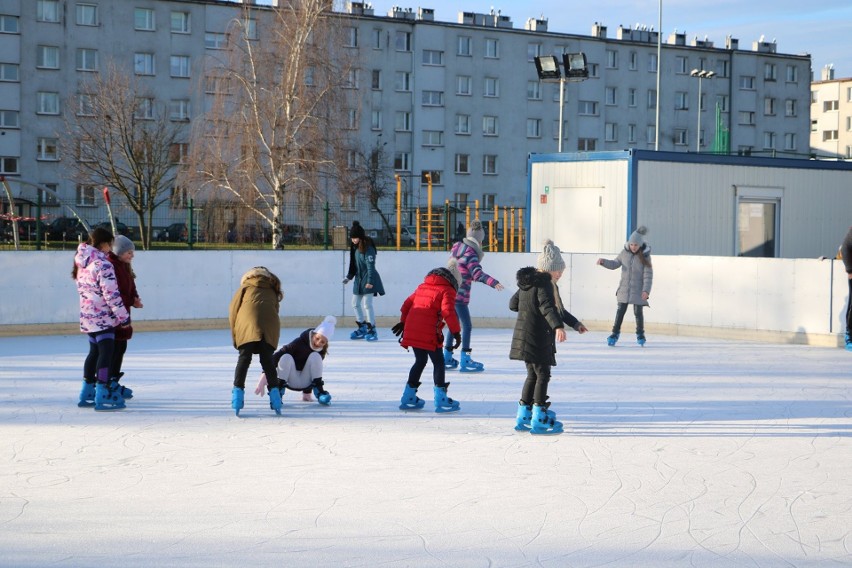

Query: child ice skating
[[255, 316, 336, 405], [228, 266, 284, 416], [343, 220, 385, 341], [597, 226, 654, 346], [509, 240, 587, 434], [107, 235, 143, 399], [393, 267, 463, 412], [72, 227, 130, 411]]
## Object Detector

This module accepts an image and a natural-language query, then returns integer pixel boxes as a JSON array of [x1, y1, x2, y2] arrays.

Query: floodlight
[[534, 55, 561, 80], [563, 52, 588, 79]]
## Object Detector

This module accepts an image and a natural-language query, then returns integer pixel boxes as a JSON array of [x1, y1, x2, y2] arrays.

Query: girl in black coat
[[509, 240, 587, 434]]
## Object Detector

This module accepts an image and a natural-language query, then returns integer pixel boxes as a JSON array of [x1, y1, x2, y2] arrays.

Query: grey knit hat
[[628, 226, 648, 246], [113, 235, 135, 256], [536, 239, 566, 272], [466, 219, 485, 244]]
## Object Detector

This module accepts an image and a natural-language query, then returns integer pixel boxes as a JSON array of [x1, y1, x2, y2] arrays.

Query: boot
[[399, 383, 425, 410], [459, 349, 484, 373], [607, 332, 620, 346], [268, 387, 283, 415], [77, 380, 96, 407], [364, 322, 378, 342], [637, 334, 646, 347], [433, 384, 460, 413], [443, 348, 459, 369], [94, 382, 126, 411], [530, 404, 563, 435], [350, 321, 367, 340], [846, 332, 852, 351], [312, 378, 332, 405], [231, 387, 245, 416], [108, 376, 133, 399], [514, 402, 532, 431]]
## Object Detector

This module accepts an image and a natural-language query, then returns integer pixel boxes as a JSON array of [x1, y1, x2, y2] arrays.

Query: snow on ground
[[1, 328, 850, 567]]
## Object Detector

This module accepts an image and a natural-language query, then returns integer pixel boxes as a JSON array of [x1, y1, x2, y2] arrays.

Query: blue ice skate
[[231, 387, 245, 416], [94, 382, 126, 411], [350, 322, 367, 340], [443, 348, 459, 369], [459, 350, 484, 373], [433, 385, 460, 413], [530, 404, 563, 435], [607, 332, 620, 347], [313, 386, 332, 405], [637, 334, 646, 347], [514, 403, 532, 431], [846, 333, 852, 351], [399, 384, 425, 410], [364, 323, 378, 342], [109, 377, 133, 399], [77, 380, 96, 407], [268, 387, 283, 415]]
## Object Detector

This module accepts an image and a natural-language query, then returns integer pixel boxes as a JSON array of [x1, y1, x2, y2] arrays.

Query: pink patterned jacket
[[75, 243, 129, 333]]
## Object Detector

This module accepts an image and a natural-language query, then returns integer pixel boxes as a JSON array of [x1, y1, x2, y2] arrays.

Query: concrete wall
[[1, 250, 848, 345]]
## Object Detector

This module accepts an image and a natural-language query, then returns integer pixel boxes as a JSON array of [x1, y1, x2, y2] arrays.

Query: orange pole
[[517, 208, 524, 252], [502, 207, 508, 252], [415, 208, 421, 251], [425, 173, 433, 251], [394, 175, 401, 250], [510, 207, 516, 252]]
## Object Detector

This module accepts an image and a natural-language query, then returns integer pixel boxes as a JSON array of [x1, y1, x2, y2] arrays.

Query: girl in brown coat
[[228, 266, 284, 416]]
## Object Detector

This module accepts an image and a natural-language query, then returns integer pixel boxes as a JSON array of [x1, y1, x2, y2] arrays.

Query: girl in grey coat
[[597, 226, 653, 346]]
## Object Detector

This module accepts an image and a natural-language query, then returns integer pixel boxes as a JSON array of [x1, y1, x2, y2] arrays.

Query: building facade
[[810, 66, 852, 160], [0, 0, 813, 231]]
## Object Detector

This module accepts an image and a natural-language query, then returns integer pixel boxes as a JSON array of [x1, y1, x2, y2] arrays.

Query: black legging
[[846, 278, 852, 337], [520, 362, 551, 407], [84, 328, 115, 384], [233, 341, 280, 390], [109, 339, 128, 380], [612, 302, 645, 336], [408, 347, 446, 388]]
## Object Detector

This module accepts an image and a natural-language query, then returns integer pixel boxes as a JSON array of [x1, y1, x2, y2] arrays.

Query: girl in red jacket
[[393, 267, 463, 412]]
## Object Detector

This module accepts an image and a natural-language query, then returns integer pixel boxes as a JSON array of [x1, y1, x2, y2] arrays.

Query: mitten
[[342, 277, 350, 284], [452, 332, 462, 350], [255, 373, 268, 396], [391, 322, 404, 337]]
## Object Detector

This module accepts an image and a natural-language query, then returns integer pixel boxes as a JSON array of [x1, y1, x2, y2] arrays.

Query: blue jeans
[[352, 293, 374, 324], [444, 303, 472, 351]]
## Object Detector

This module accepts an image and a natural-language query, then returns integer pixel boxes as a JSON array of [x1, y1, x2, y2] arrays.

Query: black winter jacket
[[273, 329, 327, 371]]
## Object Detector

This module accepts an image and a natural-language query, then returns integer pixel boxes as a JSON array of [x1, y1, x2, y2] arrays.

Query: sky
[[367, 1, 852, 79], [2, 327, 851, 566]]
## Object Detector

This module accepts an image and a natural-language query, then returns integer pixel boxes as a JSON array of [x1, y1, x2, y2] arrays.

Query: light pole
[[533, 53, 589, 152], [690, 68, 715, 152]]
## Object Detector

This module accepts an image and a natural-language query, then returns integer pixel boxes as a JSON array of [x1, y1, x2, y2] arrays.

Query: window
[[76, 4, 98, 26], [454, 193, 468, 208], [422, 90, 443, 106], [784, 133, 796, 151], [738, 111, 755, 125], [422, 131, 443, 146], [77, 94, 94, 116], [372, 29, 382, 49], [578, 138, 596, 151], [394, 152, 411, 171], [205, 33, 227, 49], [578, 101, 598, 115], [527, 80, 541, 100], [37, 138, 58, 160], [0, 110, 19, 128], [242, 18, 257, 40], [345, 69, 359, 89], [485, 38, 498, 58], [455, 114, 471, 135], [606, 50, 618, 69], [37, 0, 60, 23], [458, 36, 472, 56], [37, 45, 60, 69], [170, 99, 190, 121], [456, 76, 472, 96], [647, 90, 657, 109], [605, 87, 617, 106], [646, 126, 656, 144], [784, 99, 797, 117], [134, 53, 155, 75], [605, 123, 618, 142], [823, 130, 839, 141], [39, 184, 60, 206], [674, 129, 688, 146], [170, 56, 190, 78], [395, 31, 411, 52], [394, 72, 411, 92], [37, 92, 59, 114], [483, 77, 499, 97], [482, 155, 497, 175], [76, 48, 98, 71], [764, 97, 776, 116], [135, 8, 155, 31], [482, 116, 498, 136], [847, 116, 852, 132], [763, 131, 777, 149], [552, 120, 565, 140], [371, 69, 381, 90], [737, 189, 781, 257], [455, 154, 470, 174], [0, 63, 19, 81], [824, 100, 839, 112], [345, 108, 357, 129], [77, 138, 95, 162], [527, 43, 541, 61], [421, 171, 441, 185], [764, 63, 777, 81], [303, 67, 314, 86], [76, 184, 96, 207], [628, 51, 637, 71], [345, 150, 358, 170], [0, 156, 19, 174], [739, 76, 755, 89], [811, 119, 817, 132], [526, 118, 541, 138], [134, 98, 154, 120], [588, 63, 600, 78], [717, 95, 729, 112], [370, 110, 382, 130], [675, 91, 688, 110], [170, 11, 190, 33], [204, 76, 229, 94], [395, 111, 411, 132], [648, 53, 657, 72], [344, 27, 358, 47], [675, 56, 688, 74], [170, 186, 189, 209], [628, 88, 637, 107], [0, 15, 20, 33], [423, 50, 444, 65], [716, 60, 730, 78], [627, 124, 636, 143]]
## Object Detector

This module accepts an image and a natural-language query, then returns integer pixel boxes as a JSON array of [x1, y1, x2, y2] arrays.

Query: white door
[[552, 186, 603, 253]]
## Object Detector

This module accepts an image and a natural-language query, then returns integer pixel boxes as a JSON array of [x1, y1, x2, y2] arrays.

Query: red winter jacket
[[400, 272, 461, 351]]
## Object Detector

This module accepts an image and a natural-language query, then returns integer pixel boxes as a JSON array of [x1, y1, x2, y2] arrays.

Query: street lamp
[[533, 53, 589, 152], [690, 68, 715, 152]]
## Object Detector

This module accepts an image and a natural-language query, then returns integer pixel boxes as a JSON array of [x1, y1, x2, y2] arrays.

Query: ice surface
[[1, 328, 850, 567]]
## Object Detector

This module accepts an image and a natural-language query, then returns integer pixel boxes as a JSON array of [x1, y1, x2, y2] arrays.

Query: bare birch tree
[[185, 0, 351, 249], [337, 138, 396, 233], [64, 63, 186, 249]]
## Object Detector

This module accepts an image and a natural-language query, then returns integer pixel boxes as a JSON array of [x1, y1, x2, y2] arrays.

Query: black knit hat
[[349, 220, 366, 239]]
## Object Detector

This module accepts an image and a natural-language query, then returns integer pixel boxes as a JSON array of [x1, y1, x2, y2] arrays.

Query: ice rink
[[1, 328, 850, 567]]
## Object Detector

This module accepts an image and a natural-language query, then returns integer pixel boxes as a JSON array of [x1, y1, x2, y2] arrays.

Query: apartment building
[[810, 66, 852, 160], [0, 0, 812, 225]]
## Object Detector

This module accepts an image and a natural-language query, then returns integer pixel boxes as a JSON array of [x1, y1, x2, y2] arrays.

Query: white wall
[[0, 250, 848, 343]]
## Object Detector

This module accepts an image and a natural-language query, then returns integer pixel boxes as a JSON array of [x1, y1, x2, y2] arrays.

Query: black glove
[[391, 322, 404, 337], [342, 277, 350, 284], [451, 332, 461, 350]]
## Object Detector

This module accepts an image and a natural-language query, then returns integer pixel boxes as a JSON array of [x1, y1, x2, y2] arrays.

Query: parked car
[[47, 217, 88, 241], [94, 221, 131, 238], [17, 219, 49, 240], [157, 222, 188, 242], [386, 226, 416, 246]]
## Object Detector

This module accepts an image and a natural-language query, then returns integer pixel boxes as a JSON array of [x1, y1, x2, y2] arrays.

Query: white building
[[810, 65, 852, 160]]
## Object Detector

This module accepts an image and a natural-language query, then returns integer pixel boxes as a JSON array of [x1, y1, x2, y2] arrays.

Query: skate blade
[[514, 424, 532, 431], [399, 402, 426, 411], [434, 405, 460, 413], [459, 367, 484, 373]]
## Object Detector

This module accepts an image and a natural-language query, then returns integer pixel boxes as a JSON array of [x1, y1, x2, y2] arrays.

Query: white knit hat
[[466, 219, 485, 244], [628, 226, 648, 246], [313, 315, 336, 339], [536, 239, 566, 272]]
